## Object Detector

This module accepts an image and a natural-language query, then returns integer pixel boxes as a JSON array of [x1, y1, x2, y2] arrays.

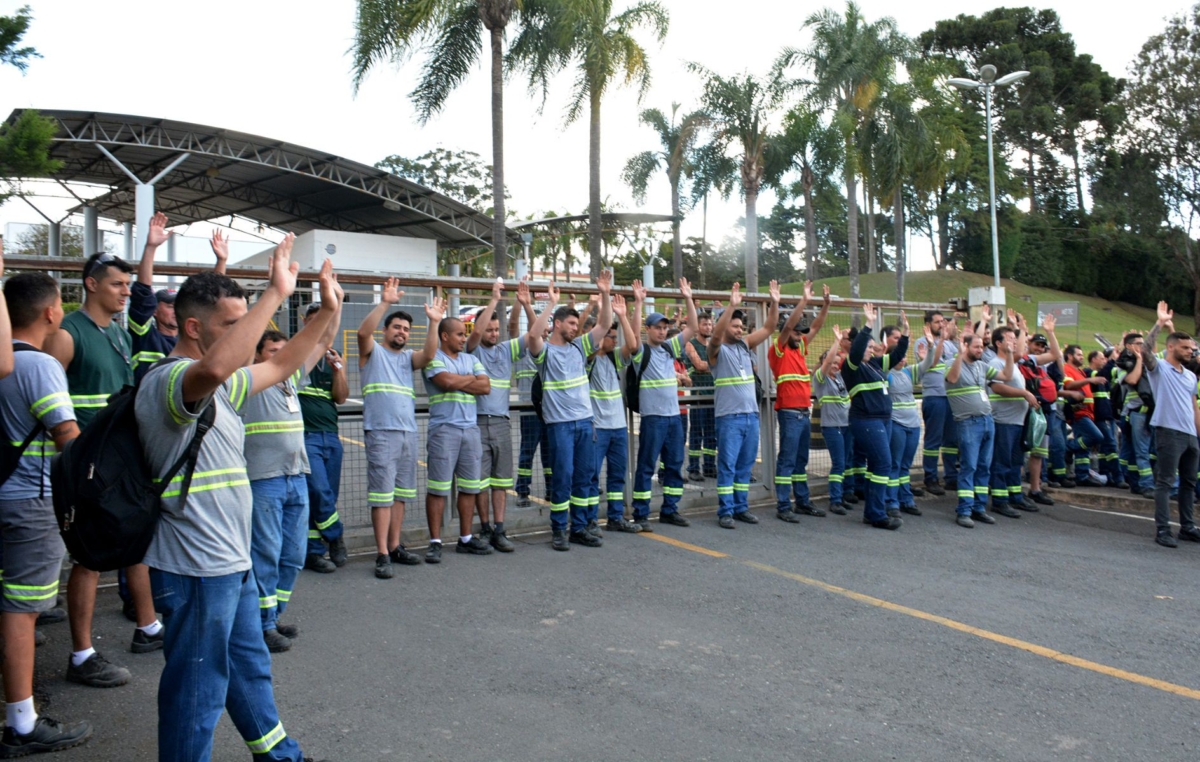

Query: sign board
[[1037, 302, 1079, 327]]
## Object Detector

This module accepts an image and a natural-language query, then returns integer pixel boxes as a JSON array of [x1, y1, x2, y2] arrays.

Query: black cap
[[1029, 333, 1049, 345], [304, 302, 322, 316], [154, 289, 177, 305]]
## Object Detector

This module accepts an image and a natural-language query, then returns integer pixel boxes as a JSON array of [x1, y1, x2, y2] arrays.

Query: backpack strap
[[153, 401, 217, 503]]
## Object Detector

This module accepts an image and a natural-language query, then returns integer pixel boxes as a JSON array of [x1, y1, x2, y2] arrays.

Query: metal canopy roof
[[512, 212, 678, 228], [6, 109, 517, 249]]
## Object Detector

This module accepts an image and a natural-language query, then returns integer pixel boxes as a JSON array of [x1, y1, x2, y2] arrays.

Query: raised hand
[[899, 310, 910, 334], [1157, 300, 1173, 326], [945, 319, 958, 340], [491, 277, 503, 302], [803, 280, 814, 301], [546, 283, 561, 307], [611, 293, 627, 314], [424, 296, 447, 323], [587, 292, 601, 307], [1006, 308, 1017, 326], [822, 283, 831, 306], [679, 276, 693, 300], [268, 233, 298, 299], [317, 258, 342, 307], [979, 304, 992, 325], [209, 229, 229, 262], [381, 277, 403, 305], [862, 303, 877, 324], [728, 282, 743, 308], [916, 340, 928, 361], [768, 279, 781, 304], [516, 276, 531, 306], [1043, 313, 1057, 333], [631, 279, 647, 303], [832, 323, 841, 340], [596, 269, 612, 295], [147, 212, 172, 249]]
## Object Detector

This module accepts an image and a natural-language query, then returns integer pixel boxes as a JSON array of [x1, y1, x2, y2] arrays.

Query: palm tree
[[510, 0, 669, 279], [621, 104, 707, 284], [351, 0, 519, 277], [686, 139, 738, 287], [692, 65, 789, 292], [780, 1, 909, 298], [769, 103, 842, 280]]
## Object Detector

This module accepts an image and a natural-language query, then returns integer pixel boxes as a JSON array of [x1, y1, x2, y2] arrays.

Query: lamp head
[[980, 64, 997, 83], [947, 77, 980, 91], [995, 70, 1031, 87]]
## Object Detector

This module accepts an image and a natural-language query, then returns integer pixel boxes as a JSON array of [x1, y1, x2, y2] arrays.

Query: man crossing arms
[[768, 280, 831, 522], [683, 310, 718, 480], [423, 312, 491, 563], [587, 293, 642, 533], [357, 279, 442, 578]]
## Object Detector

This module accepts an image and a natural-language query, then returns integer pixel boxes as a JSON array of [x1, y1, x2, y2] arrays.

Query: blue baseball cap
[[645, 312, 669, 327]]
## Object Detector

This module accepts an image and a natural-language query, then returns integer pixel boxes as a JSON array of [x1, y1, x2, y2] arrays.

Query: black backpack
[[624, 346, 655, 413], [0, 346, 49, 487], [51, 358, 215, 572]]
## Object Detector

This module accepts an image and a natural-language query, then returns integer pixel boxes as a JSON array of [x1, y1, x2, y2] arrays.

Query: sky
[[0, 0, 1193, 271]]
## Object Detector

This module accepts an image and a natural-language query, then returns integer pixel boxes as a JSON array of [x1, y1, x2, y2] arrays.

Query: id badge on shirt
[[980, 389, 989, 403], [882, 384, 888, 396], [286, 393, 301, 414]]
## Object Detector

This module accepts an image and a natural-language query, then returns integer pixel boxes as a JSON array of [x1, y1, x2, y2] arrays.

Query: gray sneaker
[[956, 515, 975, 529], [65, 652, 130, 688], [0, 716, 91, 757]]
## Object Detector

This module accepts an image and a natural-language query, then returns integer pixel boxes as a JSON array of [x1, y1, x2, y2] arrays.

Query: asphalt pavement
[[29, 492, 1200, 761]]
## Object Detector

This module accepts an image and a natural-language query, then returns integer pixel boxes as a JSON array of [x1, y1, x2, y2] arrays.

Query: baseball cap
[[305, 302, 322, 316], [1029, 333, 1048, 345], [155, 289, 177, 305], [645, 312, 669, 328]]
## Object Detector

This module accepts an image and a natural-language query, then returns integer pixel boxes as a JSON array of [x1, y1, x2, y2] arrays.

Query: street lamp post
[[948, 65, 1029, 289]]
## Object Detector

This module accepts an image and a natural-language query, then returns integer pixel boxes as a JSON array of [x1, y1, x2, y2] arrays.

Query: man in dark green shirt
[[46, 252, 157, 688], [298, 302, 349, 572]]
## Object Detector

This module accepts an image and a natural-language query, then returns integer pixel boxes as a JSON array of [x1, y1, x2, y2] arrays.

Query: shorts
[[427, 425, 483, 496], [0, 497, 67, 614], [366, 429, 418, 507], [479, 415, 514, 489]]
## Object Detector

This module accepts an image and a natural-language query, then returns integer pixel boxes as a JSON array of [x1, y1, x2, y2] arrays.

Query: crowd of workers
[[0, 209, 1197, 760]]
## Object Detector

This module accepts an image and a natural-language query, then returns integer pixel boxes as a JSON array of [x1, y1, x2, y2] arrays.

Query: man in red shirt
[[1063, 344, 1109, 487], [768, 282, 831, 521]]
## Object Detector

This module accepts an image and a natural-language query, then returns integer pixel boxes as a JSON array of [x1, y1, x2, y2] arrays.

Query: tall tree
[[692, 65, 788, 291], [767, 103, 841, 280], [351, 0, 520, 277], [783, 1, 909, 298], [621, 103, 706, 284], [686, 139, 738, 286], [0, 7, 60, 203], [1124, 2, 1200, 328], [510, 0, 669, 279]]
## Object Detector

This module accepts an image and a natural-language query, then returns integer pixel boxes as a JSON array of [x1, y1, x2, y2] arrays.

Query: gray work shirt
[[1146, 360, 1199, 436], [515, 354, 537, 401], [361, 346, 417, 432], [0, 343, 76, 499], [987, 356, 1029, 426], [136, 359, 254, 577], [813, 368, 849, 428], [472, 337, 524, 417], [946, 358, 997, 421], [240, 370, 310, 480], [713, 340, 757, 418], [534, 335, 595, 425], [888, 367, 921, 428], [631, 336, 685, 418], [426, 350, 486, 429], [589, 352, 626, 430], [915, 337, 957, 397]]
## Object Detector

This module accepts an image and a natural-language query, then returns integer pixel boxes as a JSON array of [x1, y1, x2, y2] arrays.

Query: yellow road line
[[640, 533, 729, 558], [643, 535, 1200, 701]]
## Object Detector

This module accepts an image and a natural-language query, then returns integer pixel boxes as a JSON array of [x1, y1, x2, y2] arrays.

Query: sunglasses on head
[[83, 252, 119, 280]]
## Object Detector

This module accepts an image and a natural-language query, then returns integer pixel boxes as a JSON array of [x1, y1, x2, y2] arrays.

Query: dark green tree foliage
[[0, 8, 60, 201], [375, 148, 505, 215]]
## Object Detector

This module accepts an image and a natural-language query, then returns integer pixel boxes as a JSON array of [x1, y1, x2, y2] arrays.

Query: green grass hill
[[780, 270, 1189, 348]]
